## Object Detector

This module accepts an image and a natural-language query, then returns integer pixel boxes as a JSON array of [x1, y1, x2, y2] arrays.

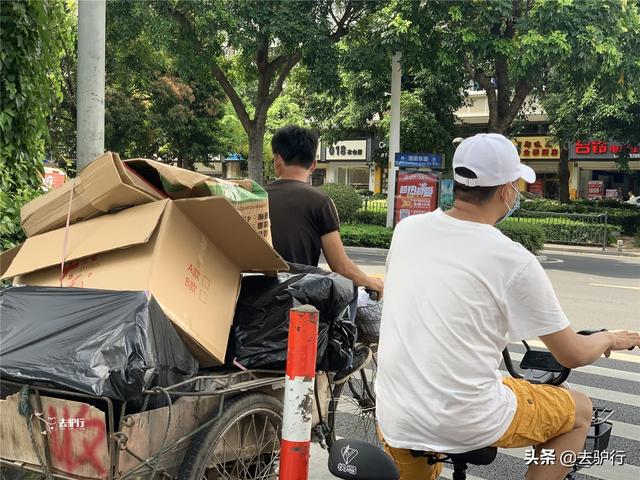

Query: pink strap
[[59, 179, 77, 286]]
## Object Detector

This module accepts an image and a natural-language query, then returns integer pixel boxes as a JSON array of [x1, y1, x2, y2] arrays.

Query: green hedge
[[511, 216, 621, 246], [497, 220, 545, 254], [341, 222, 545, 254], [322, 184, 362, 223], [340, 224, 393, 248], [520, 198, 640, 234], [352, 209, 387, 226]]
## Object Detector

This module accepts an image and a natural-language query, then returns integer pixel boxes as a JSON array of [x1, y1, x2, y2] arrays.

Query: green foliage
[[352, 210, 387, 226], [511, 217, 621, 246], [340, 224, 393, 249], [322, 184, 363, 223], [497, 220, 545, 255], [147, 0, 381, 182], [520, 199, 640, 234], [1, 0, 71, 249], [634, 231, 640, 248]]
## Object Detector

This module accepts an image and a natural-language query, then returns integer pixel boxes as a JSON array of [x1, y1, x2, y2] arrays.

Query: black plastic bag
[[0, 286, 199, 400], [229, 264, 356, 371]]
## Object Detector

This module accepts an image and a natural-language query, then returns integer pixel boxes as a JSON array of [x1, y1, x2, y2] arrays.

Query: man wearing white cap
[[375, 133, 640, 480]]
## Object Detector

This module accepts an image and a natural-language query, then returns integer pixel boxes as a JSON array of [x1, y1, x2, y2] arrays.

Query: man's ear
[[309, 159, 318, 174]]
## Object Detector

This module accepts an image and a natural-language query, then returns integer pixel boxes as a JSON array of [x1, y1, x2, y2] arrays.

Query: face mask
[[496, 184, 521, 225]]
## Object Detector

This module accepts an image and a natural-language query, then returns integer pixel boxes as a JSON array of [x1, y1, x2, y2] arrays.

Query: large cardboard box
[[21, 153, 273, 245], [2, 198, 288, 366], [20, 152, 165, 237]]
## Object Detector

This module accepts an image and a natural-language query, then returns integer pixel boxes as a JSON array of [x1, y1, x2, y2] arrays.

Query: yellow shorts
[[380, 377, 576, 480]]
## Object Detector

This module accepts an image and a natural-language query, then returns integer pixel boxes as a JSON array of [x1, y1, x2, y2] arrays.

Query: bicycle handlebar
[[503, 329, 612, 386]]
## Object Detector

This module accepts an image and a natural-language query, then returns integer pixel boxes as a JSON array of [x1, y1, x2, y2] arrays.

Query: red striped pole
[[279, 305, 319, 480]]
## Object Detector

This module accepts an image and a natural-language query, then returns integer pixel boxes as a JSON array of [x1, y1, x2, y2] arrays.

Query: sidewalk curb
[[542, 245, 640, 258], [346, 245, 640, 258]]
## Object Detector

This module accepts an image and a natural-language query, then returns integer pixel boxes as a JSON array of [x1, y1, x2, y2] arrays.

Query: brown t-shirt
[[265, 179, 340, 267]]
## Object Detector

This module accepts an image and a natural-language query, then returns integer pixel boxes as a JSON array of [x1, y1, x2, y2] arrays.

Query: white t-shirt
[[376, 209, 569, 453]]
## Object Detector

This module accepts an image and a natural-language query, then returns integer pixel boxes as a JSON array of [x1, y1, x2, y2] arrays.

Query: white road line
[[588, 283, 640, 290], [501, 447, 640, 480], [572, 384, 640, 408], [509, 351, 640, 382], [609, 420, 640, 443], [499, 370, 640, 407], [511, 340, 640, 363]]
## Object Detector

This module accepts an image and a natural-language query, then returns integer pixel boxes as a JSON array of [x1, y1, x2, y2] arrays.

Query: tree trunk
[[558, 144, 570, 203], [248, 124, 266, 184]]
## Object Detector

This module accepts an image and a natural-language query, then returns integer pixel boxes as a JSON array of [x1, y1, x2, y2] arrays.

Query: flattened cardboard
[[20, 152, 164, 237], [4, 197, 287, 366]]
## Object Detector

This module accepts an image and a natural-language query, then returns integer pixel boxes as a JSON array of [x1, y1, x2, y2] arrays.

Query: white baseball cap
[[453, 133, 536, 187]]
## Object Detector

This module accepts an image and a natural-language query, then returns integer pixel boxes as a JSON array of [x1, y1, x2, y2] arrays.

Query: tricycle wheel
[[179, 393, 282, 480]]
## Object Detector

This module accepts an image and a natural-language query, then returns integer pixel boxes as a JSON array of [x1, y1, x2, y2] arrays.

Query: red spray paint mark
[[47, 404, 107, 477]]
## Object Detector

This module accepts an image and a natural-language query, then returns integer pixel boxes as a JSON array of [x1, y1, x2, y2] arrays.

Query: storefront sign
[[395, 172, 439, 224], [439, 179, 454, 207], [587, 180, 604, 200], [325, 140, 368, 161], [569, 141, 640, 159], [395, 152, 443, 169], [513, 136, 560, 159]]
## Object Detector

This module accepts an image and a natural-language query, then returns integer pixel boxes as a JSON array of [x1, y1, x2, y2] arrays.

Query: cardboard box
[[21, 152, 165, 237], [125, 159, 272, 244], [21, 153, 273, 245], [3, 197, 287, 366]]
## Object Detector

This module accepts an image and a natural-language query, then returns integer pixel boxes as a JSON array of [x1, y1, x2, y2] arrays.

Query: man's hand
[[604, 330, 640, 357], [364, 276, 384, 300]]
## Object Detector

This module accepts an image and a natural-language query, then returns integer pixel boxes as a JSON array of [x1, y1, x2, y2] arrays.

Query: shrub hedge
[[352, 209, 387, 226], [340, 224, 393, 249], [341, 221, 546, 254], [497, 220, 545, 254], [510, 217, 621, 246], [322, 183, 362, 223], [520, 198, 640, 234]]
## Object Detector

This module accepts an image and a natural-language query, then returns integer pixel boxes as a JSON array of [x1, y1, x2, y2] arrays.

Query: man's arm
[[321, 231, 384, 298], [540, 327, 640, 368]]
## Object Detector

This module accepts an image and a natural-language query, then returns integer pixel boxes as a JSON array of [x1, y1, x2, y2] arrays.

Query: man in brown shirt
[[266, 125, 383, 382], [266, 125, 383, 297]]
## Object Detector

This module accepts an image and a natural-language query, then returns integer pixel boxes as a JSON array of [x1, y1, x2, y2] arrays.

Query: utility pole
[[76, 0, 106, 171], [386, 52, 401, 228]]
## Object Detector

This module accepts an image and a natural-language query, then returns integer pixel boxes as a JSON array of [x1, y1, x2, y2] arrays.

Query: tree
[[49, 0, 228, 170], [441, 0, 637, 137], [292, 0, 467, 169], [540, 0, 640, 202], [153, 0, 379, 183], [1, 0, 72, 249]]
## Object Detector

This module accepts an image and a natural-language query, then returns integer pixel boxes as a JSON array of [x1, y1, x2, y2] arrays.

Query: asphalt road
[[312, 250, 639, 480]]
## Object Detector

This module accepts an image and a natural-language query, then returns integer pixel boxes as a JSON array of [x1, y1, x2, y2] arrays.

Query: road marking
[[500, 447, 640, 480], [609, 420, 640, 442], [508, 352, 640, 382], [572, 384, 640, 407], [499, 370, 639, 407], [588, 282, 640, 290], [512, 340, 640, 363]]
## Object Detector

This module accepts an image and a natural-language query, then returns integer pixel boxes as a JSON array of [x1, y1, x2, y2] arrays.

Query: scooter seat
[[448, 447, 497, 466]]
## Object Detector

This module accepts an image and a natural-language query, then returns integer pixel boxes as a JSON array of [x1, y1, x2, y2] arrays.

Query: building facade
[[454, 88, 640, 199]]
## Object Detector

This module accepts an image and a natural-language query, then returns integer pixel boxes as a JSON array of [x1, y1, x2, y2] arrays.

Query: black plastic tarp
[[229, 264, 356, 371], [0, 286, 199, 400]]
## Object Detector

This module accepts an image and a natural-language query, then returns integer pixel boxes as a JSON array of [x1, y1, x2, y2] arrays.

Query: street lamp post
[[76, 0, 106, 171], [385, 52, 402, 228]]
